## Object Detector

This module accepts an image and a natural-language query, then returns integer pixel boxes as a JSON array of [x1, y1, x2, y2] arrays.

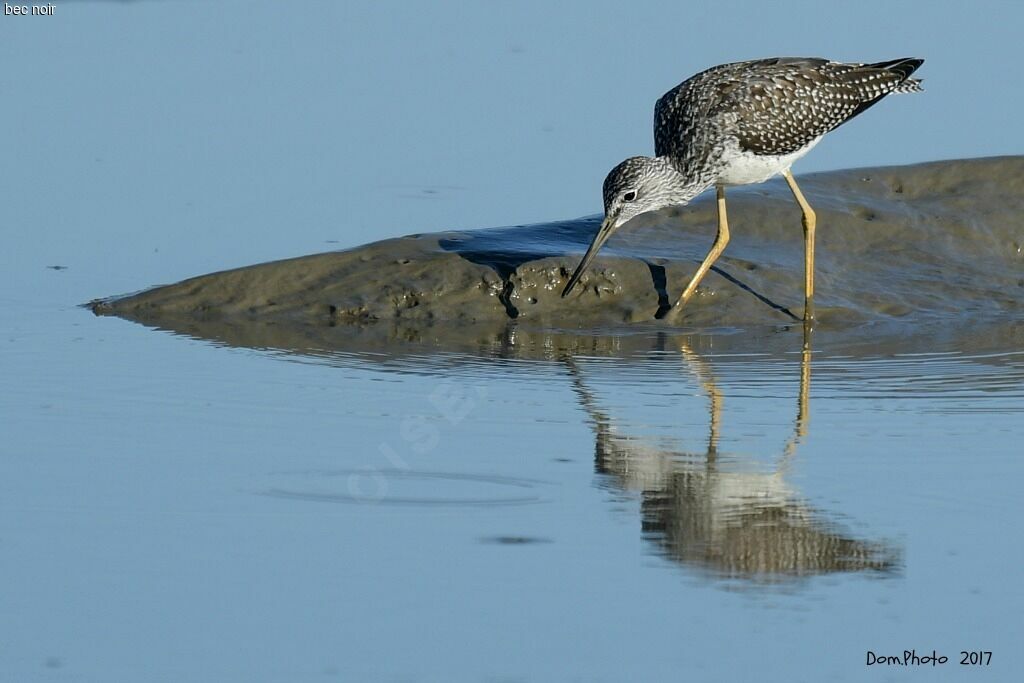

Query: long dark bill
[[561, 214, 618, 297]]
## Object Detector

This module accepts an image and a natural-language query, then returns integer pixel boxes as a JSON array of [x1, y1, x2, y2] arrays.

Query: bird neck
[[660, 156, 714, 204]]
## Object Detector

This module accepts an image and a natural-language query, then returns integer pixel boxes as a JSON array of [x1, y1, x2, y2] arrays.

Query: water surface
[[4, 1, 1024, 681], [5, 301, 1023, 680]]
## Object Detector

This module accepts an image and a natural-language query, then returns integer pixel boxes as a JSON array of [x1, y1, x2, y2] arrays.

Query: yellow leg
[[781, 322, 813, 468], [797, 322, 811, 440], [673, 185, 729, 312], [782, 170, 816, 321], [679, 340, 722, 458]]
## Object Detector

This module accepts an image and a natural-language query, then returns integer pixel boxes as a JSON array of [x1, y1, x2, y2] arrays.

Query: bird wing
[[721, 58, 922, 156], [655, 58, 923, 159]]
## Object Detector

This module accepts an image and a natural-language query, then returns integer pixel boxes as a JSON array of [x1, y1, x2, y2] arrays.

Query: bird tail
[[868, 57, 925, 93], [893, 79, 924, 94]]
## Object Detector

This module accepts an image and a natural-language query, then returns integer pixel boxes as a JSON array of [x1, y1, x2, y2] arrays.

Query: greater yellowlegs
[[561, 57, 924, 321]]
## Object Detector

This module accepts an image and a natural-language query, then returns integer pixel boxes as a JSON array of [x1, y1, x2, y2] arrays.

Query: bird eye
[[622, 190, 637, 202]]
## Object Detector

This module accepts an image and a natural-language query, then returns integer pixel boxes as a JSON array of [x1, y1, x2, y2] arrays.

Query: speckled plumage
[[565, 56, 924, 316], [653, 57, 924, 186]]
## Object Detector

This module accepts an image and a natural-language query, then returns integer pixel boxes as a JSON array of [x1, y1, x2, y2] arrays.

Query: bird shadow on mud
[[439, 218, 597, 319], [439, 217, 798, 321]]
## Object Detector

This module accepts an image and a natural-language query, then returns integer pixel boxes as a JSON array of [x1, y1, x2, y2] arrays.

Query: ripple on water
[[261, 469, 550, 507]]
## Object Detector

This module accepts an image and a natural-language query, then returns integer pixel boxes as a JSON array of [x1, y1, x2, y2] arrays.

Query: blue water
[[3, 2, 1024, 681]]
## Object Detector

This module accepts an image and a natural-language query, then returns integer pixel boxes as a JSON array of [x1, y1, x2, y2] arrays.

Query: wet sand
[[91, 156, 1024, 336]]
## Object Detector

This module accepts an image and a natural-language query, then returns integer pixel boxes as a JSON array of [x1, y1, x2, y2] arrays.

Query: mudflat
[[91, 156, 1024, 339]]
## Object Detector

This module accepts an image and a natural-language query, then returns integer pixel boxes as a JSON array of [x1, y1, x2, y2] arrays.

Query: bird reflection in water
[[567, 330, 901, 581]]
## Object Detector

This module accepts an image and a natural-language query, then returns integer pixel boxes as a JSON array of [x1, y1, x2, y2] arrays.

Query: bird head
[[601, 156, 682, 228], [562, 156, 699, 297]]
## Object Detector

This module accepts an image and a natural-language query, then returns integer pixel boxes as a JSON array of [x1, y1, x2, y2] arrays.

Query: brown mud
[[91, 157, 1023, 346]]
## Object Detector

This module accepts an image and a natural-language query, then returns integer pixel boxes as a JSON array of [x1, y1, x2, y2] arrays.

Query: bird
[[561, 57, 924, 321]]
